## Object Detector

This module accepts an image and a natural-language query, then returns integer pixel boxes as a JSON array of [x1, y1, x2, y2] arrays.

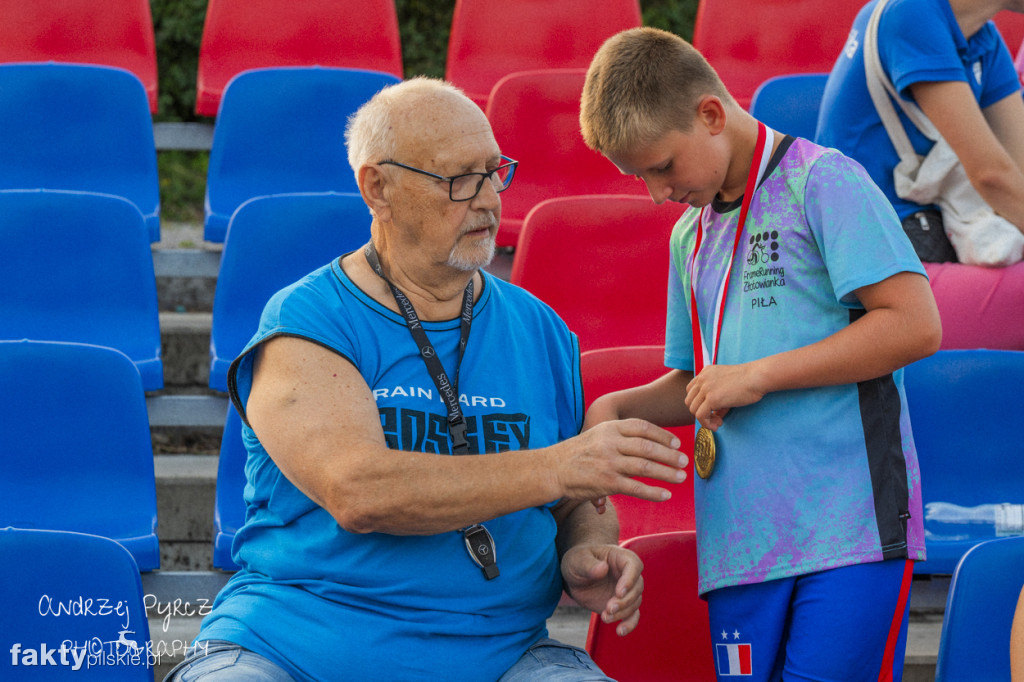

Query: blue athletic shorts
[[705, 559, 914, 681]]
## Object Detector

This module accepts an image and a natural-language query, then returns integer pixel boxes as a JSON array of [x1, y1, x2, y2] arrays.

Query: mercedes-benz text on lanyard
[[364, 243, 499, 580], [687, 122, 774, 481]]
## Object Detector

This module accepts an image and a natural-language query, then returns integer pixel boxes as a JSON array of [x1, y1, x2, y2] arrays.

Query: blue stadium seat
[[903, 349, 1024, 574], [0, 527, 153, 680], [0, 340, 160, 571], [203, 66, 399, 242], [749, 73, 829, 141], [209, 192, 371, 390], [0, 63, 160, 241], [0, 190, 163, 390], [214, 403, 248, 571], [934, 536, 1024, 681]]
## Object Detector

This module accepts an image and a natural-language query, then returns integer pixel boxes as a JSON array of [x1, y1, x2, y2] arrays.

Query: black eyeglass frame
[[378, 155, 518, 202]]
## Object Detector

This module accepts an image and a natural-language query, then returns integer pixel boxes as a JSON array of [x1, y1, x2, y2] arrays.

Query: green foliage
[[150, 0, 207, 122], [395, 0, 454, 79], [643, 0, 699, 40], [158, 150, 208, 223]]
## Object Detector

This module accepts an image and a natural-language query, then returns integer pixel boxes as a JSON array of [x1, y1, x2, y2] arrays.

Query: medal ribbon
[[688, 122, 774, 374]]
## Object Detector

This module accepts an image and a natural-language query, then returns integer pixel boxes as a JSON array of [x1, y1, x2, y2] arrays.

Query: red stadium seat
[[585, 531, 715, 681], [693, 0, 864, 109], [581, 346, 696, 541], [510, 195, 685, 350], [0, 0, 158, 113], [994, 10, 1024, 57], [446, 0, 641, 109], [487, 70, 649, 248], [196, 0, 403, 117]]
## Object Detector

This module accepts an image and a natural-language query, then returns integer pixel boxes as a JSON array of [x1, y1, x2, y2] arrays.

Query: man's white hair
[[345, 77, 471, 183]]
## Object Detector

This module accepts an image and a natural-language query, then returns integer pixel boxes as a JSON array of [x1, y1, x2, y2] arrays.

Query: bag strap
[[863, 0, 942, 165]]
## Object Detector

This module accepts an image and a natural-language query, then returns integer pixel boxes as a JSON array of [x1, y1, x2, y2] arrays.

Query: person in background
[[163, 77, 688, 682], [580, 27, 941, 681], [817, 0, 1024, 350]]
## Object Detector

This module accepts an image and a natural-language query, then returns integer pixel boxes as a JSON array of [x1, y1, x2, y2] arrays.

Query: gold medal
[[694, 426, 717, 480]]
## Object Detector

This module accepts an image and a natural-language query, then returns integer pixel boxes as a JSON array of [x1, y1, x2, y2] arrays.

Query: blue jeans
[[162, 641, 293, 681], [164, 637, 615, 681]]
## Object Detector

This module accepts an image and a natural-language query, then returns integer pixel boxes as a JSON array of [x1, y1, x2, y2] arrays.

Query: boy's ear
[[695, 95, 728, 136], [358, 164, 391, 222]]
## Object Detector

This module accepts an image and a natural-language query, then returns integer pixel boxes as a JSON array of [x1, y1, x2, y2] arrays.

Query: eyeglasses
[[378, 155, 518, 202]]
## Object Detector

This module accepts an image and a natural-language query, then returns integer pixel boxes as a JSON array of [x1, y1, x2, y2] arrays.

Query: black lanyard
[[364, 243, 498, 580], [365, 243, 474, 455]]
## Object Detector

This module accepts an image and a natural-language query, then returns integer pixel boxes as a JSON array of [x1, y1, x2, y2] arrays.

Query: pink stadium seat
[[511, 195, 684, 349], [446, 0, 641, 109], [581, 346, 696, 541], [1017, 40, 1024, 84], [1017, 44, 1024, 85], [487, 70, 649, 248], [585, 531, 715, 681], [196, 0, 403, 117], [0, 0, 158, 113], [693, 0, 864, 109]]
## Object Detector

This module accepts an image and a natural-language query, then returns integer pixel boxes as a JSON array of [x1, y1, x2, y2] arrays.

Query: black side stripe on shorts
[[851, 309, 911, 559]]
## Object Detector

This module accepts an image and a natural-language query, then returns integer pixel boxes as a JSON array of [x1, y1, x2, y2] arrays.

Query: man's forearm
[[553, 498, 620, 560]]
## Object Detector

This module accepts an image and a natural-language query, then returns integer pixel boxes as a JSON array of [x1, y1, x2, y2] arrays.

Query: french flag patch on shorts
[[716, 642, 752, 676]]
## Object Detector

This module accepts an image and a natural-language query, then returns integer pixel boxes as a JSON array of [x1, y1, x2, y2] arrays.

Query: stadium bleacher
[[4, 1, 1011, 677]]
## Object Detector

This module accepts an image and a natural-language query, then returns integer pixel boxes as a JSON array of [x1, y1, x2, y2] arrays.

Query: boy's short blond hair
[[580, 27, 734, 156]]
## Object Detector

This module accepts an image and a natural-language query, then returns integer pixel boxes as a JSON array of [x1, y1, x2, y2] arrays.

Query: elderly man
[[164, 77, 687, 681]]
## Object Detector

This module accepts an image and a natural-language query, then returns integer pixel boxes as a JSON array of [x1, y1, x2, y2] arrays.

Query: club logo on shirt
[[972, 60, 982, 85], [742, 230, 786, 307], [717, 629, 753, 676]]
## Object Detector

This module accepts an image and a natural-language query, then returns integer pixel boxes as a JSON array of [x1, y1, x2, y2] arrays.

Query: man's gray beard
[[447, 234, 496, 271]]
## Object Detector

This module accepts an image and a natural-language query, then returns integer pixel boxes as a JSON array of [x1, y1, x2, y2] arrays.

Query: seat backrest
[[994, 10, 1024, 58], [446, 0, 641, 109], [0, 63, 160, 241], [486, 70, 649, 247], [0, 340, 160, 571], [0, 190, 163, 390], [203, 67, 399, 242], [210, 192, 373, 390], [586, 531, 715, 681], [510, 195, 684, 350], [693, 0, 864, 108], [903, 349, 1024, 574], [196, 0, 403, 116], [214, 403, 248, 571], [749, 73, 829, 140], [935, 536, 1024, 680], [0, 527, 153, 680], [580, 346, 695, 541], [0, 0, 158, 113]]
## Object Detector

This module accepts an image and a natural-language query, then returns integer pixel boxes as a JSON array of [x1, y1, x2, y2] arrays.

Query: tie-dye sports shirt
[[665, 136, 928, 594]]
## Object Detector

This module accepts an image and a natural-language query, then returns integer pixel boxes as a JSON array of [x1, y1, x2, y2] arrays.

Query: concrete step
[[155, 455, 217, 571]]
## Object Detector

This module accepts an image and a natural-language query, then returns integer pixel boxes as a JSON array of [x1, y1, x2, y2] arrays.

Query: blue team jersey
[[816, 0, 1021, 219], [665, 137, 928, 594], [197, 258, 584, 681]]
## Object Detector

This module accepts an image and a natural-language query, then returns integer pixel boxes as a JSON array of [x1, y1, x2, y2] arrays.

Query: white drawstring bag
[[864, 0, 1024, 266]]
